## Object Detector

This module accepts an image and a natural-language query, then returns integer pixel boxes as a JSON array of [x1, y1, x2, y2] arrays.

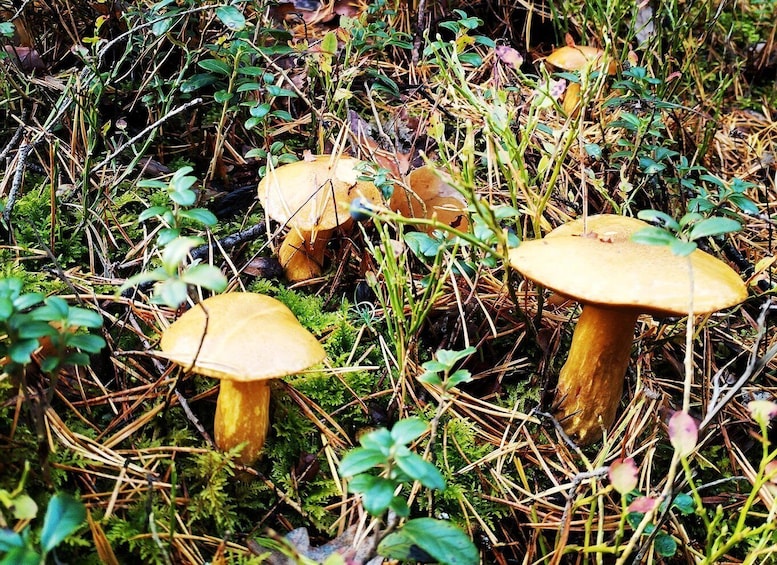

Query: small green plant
[[339, 417, 478, 565], [0, 491, 86, 565], [631, 209, 743, 256], [0, 277, 105, 379], [120, 166, 227, 308]]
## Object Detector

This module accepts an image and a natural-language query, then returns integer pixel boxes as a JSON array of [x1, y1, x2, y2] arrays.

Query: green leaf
[[40, 493, 86, 554], [10, 495, 37, 521], [161, 236, 203, 267], [671, 492, 695, 514], [359, 428, 393, 453], [395, 452, 445, 490], [168, 188, 197, 207], [636, 210, 680, 231], [152, 279, 189, 309], [66, 307, 103, 328], [198, 58, 231, 76], [447, 369, 472, 388], [180, 264, 227, 292], [669, 240, 697, 257], [138, 205, 169, 222], [9, 340, 41, 365], [215, 5, 246, 31], [688, 217, 742, 240], [378, 530, 432, 562], [360, 477, 396, 516], [390, 418, 427, 445], [339, 448, 385, 477], [630, 226, 678, 247], [321, 31, 338, 55], [654, 532, 678, 557], [0, 545, 40, 565], [404, 232, 443, 257], [400, 518, 479, 565], [0, 297, 13, 320], [66, 334, 106, 354], [178, 208, 217, 227], [0, 528, 24, 550]]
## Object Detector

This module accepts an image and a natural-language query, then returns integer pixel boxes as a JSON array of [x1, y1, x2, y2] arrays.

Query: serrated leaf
[[215, 5, 245, 31], [40, 493, 86, 553], [339, 448, 385, 477], [399, 518, 479, 565], [390, 418, 427, 445], [395, 452, 445, 490]]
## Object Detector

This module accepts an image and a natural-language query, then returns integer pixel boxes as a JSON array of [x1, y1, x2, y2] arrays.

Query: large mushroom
[[159, 293, 326, 465], [508, 214, 747, 445], [258, 155, 382, 282]]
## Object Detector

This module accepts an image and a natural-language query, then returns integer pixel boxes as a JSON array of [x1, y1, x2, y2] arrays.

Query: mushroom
[[258, 155, 382, 282], [545, 45, 616, 115], [159, 293, 326, 465], [390, 166, 469, 234], [508, 214, 747, 445]]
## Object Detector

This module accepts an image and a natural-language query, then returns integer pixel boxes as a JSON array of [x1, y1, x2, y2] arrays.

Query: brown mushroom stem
[[553, 305, 640, 445], [214, 380, 272, 465], [279, 229, 331, 282]]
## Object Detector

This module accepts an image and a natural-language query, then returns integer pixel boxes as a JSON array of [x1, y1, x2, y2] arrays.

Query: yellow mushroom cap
[[159, 293, 326, 381], [508, 214, 747, 316], [257, 155, 382, 232], [545, 45, 616, 74]]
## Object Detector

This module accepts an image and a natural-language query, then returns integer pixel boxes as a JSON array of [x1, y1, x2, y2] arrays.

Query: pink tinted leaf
[[628, 496, 657, 514], [765, 461, 777, 484], [748, 400, 777, 426], [668, 410, 698, 457], [609, 458, 639, 495], [495, 45, 524, 69]]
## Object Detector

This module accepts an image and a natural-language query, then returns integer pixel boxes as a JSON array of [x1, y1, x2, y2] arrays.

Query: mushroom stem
[[553, 305, 640, 445], [279, 229, 332, 282], [214, 379, 271, 465]]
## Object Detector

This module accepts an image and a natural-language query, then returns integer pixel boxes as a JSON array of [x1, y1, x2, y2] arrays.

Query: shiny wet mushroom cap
[[160, 293, 326, 465], [258, 155, 382, 282], [508, 214, 747, 444]]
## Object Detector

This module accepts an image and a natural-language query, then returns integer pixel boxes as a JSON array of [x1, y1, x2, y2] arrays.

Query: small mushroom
[[508, 214, 747, 445], [160, 293, 325, 465], [390, 166, 469, 234], [258, 155, 382, 282], [545, 45, 616, 115]]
